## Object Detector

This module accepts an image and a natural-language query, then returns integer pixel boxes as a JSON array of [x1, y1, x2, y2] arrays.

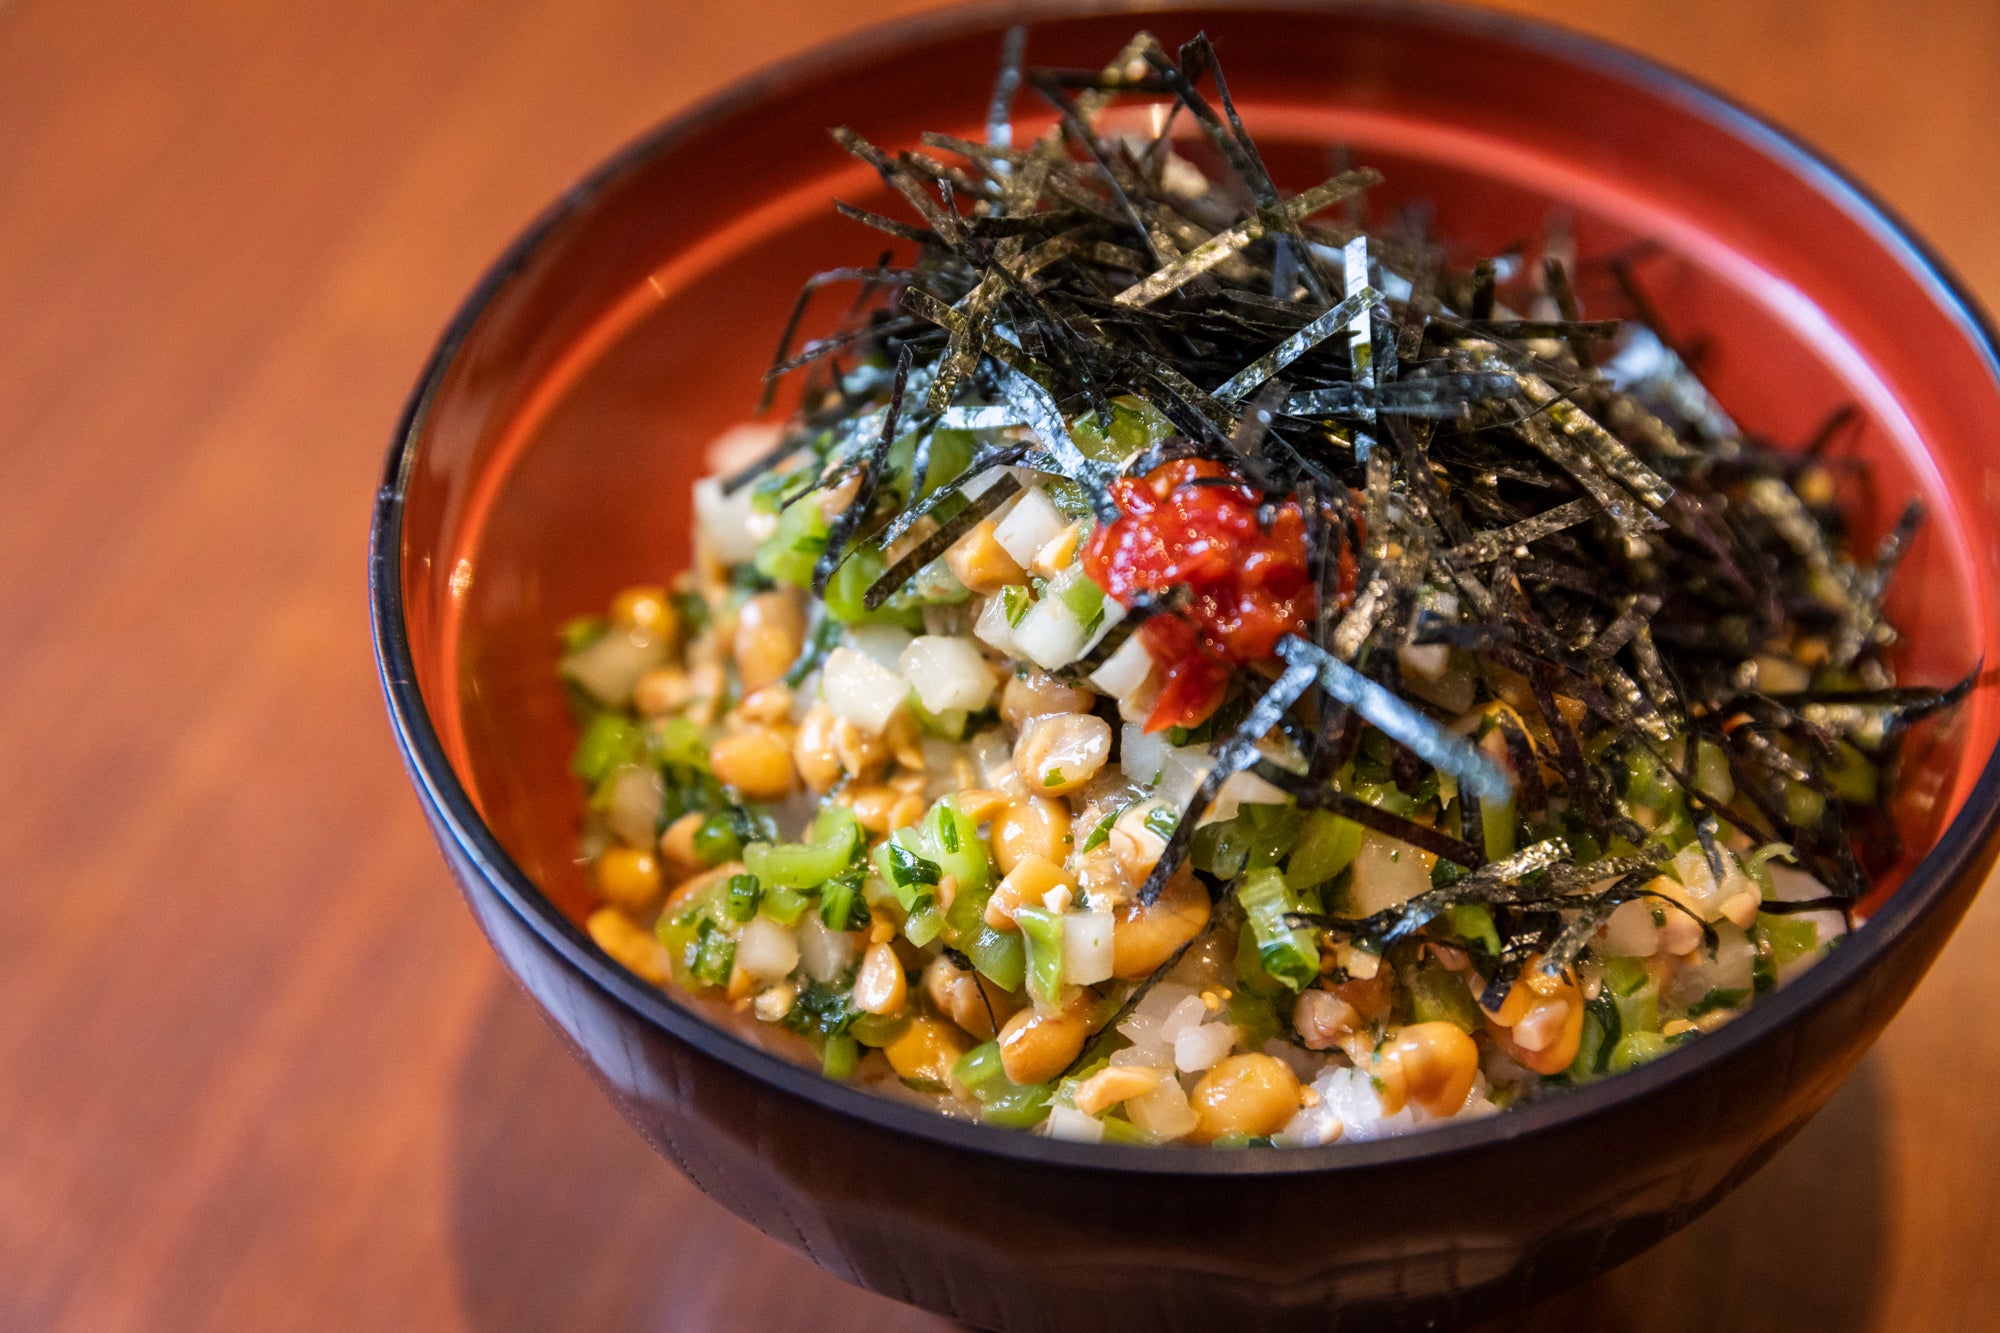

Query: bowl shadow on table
[[447, 979, 1888, 1333]]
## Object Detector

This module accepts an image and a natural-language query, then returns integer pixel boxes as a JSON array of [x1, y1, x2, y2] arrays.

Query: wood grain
[[0, 2, 1995, 1329]]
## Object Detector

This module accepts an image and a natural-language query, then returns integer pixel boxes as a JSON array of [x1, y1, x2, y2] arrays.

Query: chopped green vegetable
[[572, 713, 643, 784], [1607, 1031, 1672, 1072], [1011, 905, 1067, 1008], [1406, 962, 1482, 1032], [1001, 585, 1031, 626], [1449, 903, 1503, 956], [818, 868, 870, 931], [689, 918, 736, 987], [1237, 868, 1318, 992], [1285, 808, 1364, 890], [559, 616, 610, 654], [753, 496, 829, 588], [724, 873, 762, 923], [694, 811, 744, 865], [745, 805, 863, 889], [953, 1041, 1052, 1128]]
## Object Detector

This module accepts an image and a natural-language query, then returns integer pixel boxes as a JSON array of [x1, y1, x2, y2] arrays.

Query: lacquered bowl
[[370, 2, 2000, 1327]]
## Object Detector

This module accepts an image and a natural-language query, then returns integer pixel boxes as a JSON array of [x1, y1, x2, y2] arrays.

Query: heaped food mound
[[554, 30, 1964, 1147]]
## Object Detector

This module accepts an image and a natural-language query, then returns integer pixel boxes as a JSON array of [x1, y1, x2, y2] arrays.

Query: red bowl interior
[[396, 3, 2000, 931]]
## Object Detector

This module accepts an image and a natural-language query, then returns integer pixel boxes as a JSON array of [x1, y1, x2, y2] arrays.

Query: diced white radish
[[1124, 1069, 1199, 1140], [1597, 897, 1662, 958], [1347, 831, 1434, 916], [993, 486, 1066, 566], [1012, 596, 1091, 670], [1122, 722, 1170, 789], [1117, 982, 1197, 1049], [899, 635, 997, 714], [1174, 1020, 1237, 1073], [563, 628, 667, 707], [693, 475, 761, 565], [1156, 744, 1214, 812], [1160, 994, 1210, 1047], [1203, 769, 1292, 825], [1088, 631, 1156, 698], [844, 624, 914, 671], [972, 590, 1026, 658], [1663, 921, 1756, 1008], [737, 916, 801, 981], [1398, 641, 1451, 682], [1275, 1099, 1344, 1148], [1045, 1104, 1105, 1143], [797, 915, 857, 984], [820, 647, 908, 735], [603, 765, 665, 849], [1110, 1044, 1167, 1068], [1310, 1065, 1418, 1143], [969, 729, 1016, 789], [1670, 843, 1723, 915], [1768, 864, 1829, 901], [704, 421, 784, 473], [1062, 911, 1115, 987]]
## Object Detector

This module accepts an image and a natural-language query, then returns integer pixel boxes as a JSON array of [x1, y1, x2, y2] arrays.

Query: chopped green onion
[[1237, 868, 1319, 992], [559, 616, 610, 654], [724, 873, 762, 923], [1285, 808, 1364, 890], [818, 868, 870, 931], [1049, 566, 1105, 626], [953, 1041, 1052, 1129], [961, 922, 1027, 992], [1080, 808, 1119, 854], [689, 918, 736, 987], [1001, 585, 1031, 627], [1406, 963, 1481, 1032], [1011, 906, 1067, 1009], [1686, 987, 1747, 1019], [1606, 1031, 1671, 1072], [745, 805, 863, 889], [648, 715, 710, 770], [694, 811, 744, 866], [571, 714, 643, 784], [1449, 903, 1502, 956], [888, 841, 943, 887], [752, 496, 828, 588], [760, 882, 813, 926], [821, 1034, 859, 1079]]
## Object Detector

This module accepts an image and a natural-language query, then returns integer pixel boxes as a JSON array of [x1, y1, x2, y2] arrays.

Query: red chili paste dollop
[[1083, 458, 1313, 732]]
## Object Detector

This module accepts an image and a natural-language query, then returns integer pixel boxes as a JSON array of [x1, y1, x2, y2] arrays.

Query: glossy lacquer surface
[[373, 4, 2000, 1327]]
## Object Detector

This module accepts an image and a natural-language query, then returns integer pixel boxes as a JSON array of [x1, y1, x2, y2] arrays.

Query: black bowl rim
[[370, 0, 2000, 1177]]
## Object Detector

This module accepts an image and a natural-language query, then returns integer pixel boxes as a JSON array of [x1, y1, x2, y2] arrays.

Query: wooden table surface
[[5, 2, 1998, 1329]]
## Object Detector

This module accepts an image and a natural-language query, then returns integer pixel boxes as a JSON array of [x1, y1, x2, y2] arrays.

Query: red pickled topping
[[1084, 458, 1314, 732]]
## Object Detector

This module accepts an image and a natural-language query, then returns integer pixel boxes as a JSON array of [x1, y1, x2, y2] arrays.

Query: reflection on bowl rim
[[369, 0, 2000, 1176]]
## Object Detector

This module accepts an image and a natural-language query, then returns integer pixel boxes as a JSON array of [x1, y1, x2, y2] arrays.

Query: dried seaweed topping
[[729, 26, 1959, 1011]]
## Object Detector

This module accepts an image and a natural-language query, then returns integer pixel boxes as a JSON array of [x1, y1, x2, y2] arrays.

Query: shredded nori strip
[[715, 26, 1965, 1036], [861, 473, 1022, 610]]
